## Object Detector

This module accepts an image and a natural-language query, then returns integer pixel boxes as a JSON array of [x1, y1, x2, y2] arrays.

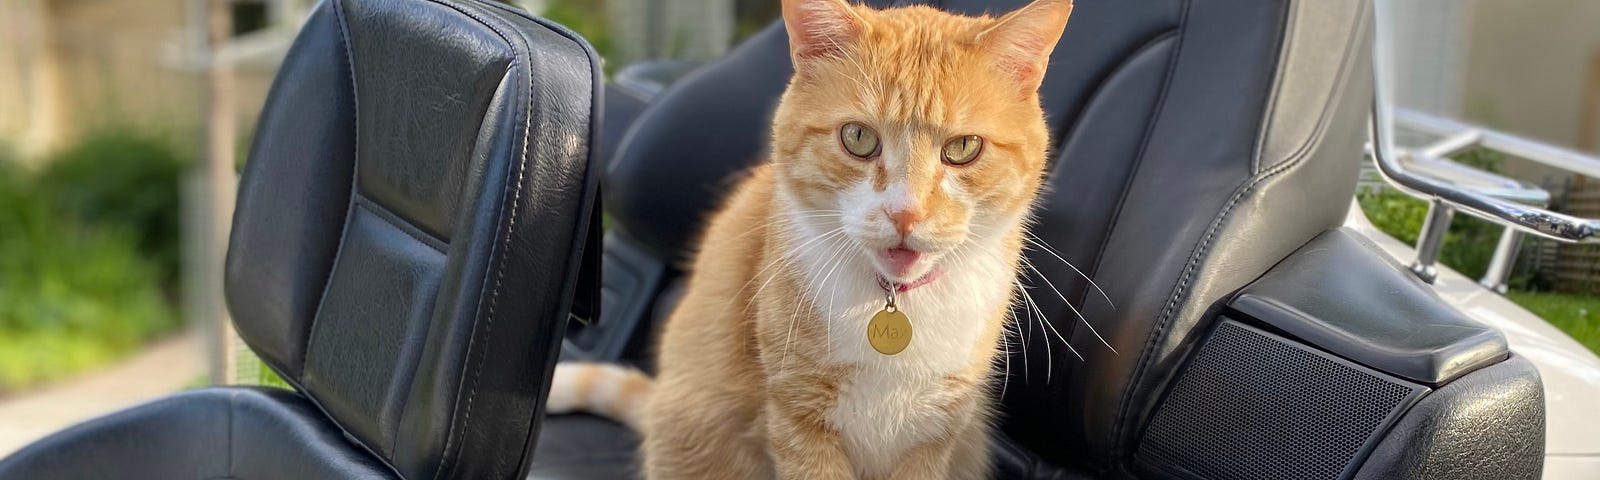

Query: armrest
[[1134, 228, 1543, 480], [1227, 228, 1508, 385]]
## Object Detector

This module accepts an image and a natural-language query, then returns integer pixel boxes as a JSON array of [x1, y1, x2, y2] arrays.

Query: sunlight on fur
[[549, 1, 1093, 478]]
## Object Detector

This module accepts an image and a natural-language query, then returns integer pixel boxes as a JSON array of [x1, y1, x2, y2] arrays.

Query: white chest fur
[[789, 234, 1013, 477]]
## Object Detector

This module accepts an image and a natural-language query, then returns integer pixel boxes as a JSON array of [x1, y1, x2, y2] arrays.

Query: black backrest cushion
[[603, 0, 897, 262], [603, 0, 1371, 473], [224, 0, 600, 478]]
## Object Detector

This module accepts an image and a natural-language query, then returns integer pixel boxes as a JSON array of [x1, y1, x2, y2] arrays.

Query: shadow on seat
[[539, 0, 1418, 478]]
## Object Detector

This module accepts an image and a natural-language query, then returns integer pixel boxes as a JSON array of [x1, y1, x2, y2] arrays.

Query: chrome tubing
[[1369, 90, 1600, 244], [1480, 228, 1524, 294], [1368, 0, 1600, 286]]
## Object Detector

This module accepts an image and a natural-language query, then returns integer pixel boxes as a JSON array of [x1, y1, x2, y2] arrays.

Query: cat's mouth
[[875, 246, 942, 291]]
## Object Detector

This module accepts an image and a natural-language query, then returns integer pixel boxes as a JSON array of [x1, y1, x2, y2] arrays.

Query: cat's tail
[[545, 362, 653, 431]]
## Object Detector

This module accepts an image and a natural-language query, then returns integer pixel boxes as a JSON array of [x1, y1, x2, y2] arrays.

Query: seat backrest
[[604, 0, 1372, 474], [224, 0, 600, 478]]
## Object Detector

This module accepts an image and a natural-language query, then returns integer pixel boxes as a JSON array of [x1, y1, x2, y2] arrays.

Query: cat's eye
[[840, 122, 881, 159], [943, 135, 984, 166]]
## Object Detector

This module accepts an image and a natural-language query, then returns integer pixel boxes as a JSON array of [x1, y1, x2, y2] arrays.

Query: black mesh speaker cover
[[1135, 319, 1427, 480]]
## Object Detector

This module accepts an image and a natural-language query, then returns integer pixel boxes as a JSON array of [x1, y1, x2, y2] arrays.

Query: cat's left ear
[[977, 0, 1073, 92]]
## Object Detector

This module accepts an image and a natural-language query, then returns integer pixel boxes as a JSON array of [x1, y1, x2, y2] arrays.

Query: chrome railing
[[1370, 5, 1600, 292]]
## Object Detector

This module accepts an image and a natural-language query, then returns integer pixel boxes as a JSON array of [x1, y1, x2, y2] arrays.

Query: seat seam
[[353, 194, 448, 252], [293, 3, 415, 478], [303, 0, 362, 383], [1048, 28, 1181, 168], [1067, 26, 1185, 319], [1109, 0, 1366, 461], [1108, 0, 1291, 458], [420, 2, 527, 478], [1073, 0, 1188, 456]]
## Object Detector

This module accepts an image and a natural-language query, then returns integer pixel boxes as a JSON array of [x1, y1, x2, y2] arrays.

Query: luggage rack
[[1367, 6, 1600, 292]]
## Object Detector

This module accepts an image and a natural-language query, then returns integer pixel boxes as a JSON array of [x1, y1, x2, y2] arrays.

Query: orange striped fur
[[548, 1, 1072, 478]]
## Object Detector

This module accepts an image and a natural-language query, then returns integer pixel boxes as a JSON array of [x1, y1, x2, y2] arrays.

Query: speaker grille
[[1136, 319, 1426, 480]]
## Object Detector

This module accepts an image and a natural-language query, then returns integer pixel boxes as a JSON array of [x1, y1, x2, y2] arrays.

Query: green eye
[[840, 122, 881, 159], [943, 135, 983, 165]]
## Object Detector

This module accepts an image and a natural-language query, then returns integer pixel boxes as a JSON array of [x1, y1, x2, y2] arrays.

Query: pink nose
[[886, 208, 923, 238]]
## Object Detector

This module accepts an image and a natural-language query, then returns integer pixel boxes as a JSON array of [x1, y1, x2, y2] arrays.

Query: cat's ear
[[977, 0, 1073, 91], [781, 0, 866, 62]]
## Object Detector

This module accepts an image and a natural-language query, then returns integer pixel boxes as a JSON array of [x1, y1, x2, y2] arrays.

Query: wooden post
[[201, 0, 238, 386]]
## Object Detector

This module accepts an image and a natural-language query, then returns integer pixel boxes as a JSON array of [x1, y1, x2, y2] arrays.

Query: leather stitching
[[1097, 0, 1192, 463], [421, 2, 524, 478], [1110, 0, 1366, 462]]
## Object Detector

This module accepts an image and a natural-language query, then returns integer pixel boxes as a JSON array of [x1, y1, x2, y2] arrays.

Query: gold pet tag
[[867, 288, 912, 355]]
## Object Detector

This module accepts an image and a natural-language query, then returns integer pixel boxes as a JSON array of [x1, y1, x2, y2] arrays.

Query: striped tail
[[545, 362, 653, 431]]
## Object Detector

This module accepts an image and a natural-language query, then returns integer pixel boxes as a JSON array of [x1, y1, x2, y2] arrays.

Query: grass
[[1356, 147, 1600, 355], [1505, 291, 1600, 355]]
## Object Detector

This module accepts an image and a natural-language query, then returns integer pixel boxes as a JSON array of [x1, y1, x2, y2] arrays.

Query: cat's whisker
[[949, 240, 1033, 381], [817, 234, 860, 354], [1021, 260, 1118, 355], [780, 232, 852, 374], [1015, 281, 1052, 381], [739, 227, 846, 313], [1024, 233, 1115, 310], [997, 334, 1011, 401], [1019, 274, 1081, 366], [1006, 300, 1029, 381], [726, 211, 844, 245]]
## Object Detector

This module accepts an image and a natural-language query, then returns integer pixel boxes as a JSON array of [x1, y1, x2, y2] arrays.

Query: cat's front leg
[[888, 389, 993, 480], [765, 373, 854, 480], [886, 438, 958, 480], [884, 427, 988, 480]]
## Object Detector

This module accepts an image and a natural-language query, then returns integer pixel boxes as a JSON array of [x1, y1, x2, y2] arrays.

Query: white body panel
[[1344, 202, 1600, 471]]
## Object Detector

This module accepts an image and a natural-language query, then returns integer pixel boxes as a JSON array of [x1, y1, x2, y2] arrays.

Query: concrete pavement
[[0, 329, 203, 457]]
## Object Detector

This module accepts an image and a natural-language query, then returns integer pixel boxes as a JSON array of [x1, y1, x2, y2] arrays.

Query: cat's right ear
[[781, 0, 866, 63], [978, 0, 1073, 93]]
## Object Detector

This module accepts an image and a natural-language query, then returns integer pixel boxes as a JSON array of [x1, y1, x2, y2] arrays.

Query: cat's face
[[772, 0, 1071, 285]]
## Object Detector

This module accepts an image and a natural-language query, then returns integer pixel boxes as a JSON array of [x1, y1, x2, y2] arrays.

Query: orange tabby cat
[[548, 0, 1071, 478]]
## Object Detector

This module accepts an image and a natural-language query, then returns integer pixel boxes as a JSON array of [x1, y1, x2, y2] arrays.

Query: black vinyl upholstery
[[572, 0, 1378, 478], [1230, 229, 1510, 386], [0, 0, 600, 479], [0, 389, 395, 479]]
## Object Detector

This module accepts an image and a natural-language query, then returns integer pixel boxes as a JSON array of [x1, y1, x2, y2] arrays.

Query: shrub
[[0, 160, 178, 393], [36, 127, 191, 288], [544, 0, 614, 72]]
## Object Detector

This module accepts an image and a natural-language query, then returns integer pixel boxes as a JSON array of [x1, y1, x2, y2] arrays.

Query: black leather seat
[[545, 0, 1544, 479], [0, 0, 600, 478]]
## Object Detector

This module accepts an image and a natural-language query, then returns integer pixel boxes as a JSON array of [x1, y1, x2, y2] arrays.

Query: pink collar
[[877, 270, 942, 293]]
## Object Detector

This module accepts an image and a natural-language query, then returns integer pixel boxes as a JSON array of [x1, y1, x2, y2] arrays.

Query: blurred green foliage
[[0, 127, 188, 393], [543, 0, 613, 72], [258, 363, 293, 389], [733, 0, 780, 42], [37, 128, 190, 286]]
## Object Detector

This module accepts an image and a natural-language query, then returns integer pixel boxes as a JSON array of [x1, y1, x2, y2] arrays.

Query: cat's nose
[[885, 208, 923, 238]]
